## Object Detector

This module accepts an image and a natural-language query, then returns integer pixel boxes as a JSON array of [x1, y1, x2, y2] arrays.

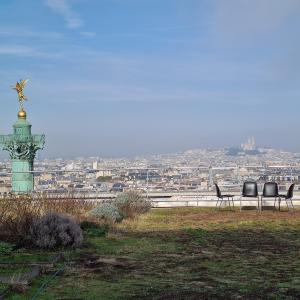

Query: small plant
[[29, 213, 83, 249], [89, 203, 123, 223], [115, 191, 151, 218], [80, 221, 109, 237], [0, 241, 15, 255]]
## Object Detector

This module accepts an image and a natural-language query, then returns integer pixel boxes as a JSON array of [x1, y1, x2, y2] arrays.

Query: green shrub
[[80, 221, 109, 237], [0, 241, 15, 255], [115, 191, 151, 218], [89, 203, 123, 223]]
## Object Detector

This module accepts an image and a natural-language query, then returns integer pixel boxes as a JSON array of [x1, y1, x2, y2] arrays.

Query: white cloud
[[0, 45, 36, 56], [0, 45, 64, 59], [80, 31, 96, 38], [45, 0, 83, 29], [0, 27, 62, 39]]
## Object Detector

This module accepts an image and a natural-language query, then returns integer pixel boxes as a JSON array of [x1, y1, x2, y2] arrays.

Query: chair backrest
[[214, 183, 221, 198], [242, 181, 258, 197], [287, 183, 295, 199], [263, 182, 278, 197]]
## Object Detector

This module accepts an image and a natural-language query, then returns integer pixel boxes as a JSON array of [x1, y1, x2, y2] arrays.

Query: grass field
[[2, 207, 300, 299]]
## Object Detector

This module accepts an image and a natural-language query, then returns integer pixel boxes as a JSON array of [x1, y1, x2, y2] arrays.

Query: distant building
[[0, 182, 11, 194], [227, 136, 260, 156], [92, 161, 98, 170], [65, 162, 74, 171], [241, 137, 256, 151], [111, 183, 126, 192], [97, 170, 112, 177]]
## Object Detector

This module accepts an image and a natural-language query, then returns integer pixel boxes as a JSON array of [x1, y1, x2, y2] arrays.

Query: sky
[[0, 0, 299, 158]]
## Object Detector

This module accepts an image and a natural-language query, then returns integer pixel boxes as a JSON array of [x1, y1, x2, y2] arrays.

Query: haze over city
[[0, 0, 300, 158], [2, 2, 300, 299]]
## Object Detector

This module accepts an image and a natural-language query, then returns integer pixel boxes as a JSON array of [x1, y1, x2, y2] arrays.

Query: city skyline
[[0, 0, 300, 157], [0, 138, 298, 161], [1, 144, 300, 195]]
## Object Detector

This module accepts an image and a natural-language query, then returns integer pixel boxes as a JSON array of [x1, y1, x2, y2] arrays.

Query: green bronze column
[[0, 80, 45, 194]]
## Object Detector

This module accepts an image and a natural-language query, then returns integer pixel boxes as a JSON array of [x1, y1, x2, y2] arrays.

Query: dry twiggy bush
[[114, 191, 151, 218], [0, 194, 95, 242], [29, 212, 83, 249]]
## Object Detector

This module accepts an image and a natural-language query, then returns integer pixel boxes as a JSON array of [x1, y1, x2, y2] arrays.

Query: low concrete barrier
[[151, 195, 300, 208]]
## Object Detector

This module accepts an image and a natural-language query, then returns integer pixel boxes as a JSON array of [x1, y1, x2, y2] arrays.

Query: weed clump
[[0, 241, 15, 254], [115, 191, 151, 218], [80, 221, 109, 237], [29, 212, 83, 249], [89, 203, 123, 223]]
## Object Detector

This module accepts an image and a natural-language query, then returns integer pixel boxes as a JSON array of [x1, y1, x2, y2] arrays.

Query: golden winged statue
[[12, 79, 29, 110]]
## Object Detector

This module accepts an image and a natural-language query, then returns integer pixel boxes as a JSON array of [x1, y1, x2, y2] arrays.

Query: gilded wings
[[12, 79, 29, 109]]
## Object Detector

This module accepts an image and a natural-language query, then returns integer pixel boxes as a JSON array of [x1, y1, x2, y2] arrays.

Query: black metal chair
[[215, 183, 234, 208], [240, 181, 259, 211], [277, 183, 295, 211], [261, 182, 279, 210]]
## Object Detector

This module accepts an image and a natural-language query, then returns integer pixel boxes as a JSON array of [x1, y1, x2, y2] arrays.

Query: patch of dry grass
[[118, 207, 300, 232]]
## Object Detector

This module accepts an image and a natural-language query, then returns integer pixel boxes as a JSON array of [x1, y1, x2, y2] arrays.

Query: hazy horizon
[[0, 142, 298, 161], [0, 0, 299, 157]]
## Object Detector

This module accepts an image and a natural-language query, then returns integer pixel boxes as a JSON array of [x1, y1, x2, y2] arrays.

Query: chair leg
[[274, 198, 277, 210], [240, 196, 242, 211], [279, 198, 281, 211], [290, 199, 295, 210], [285, 198, 294, 211], [285, 198, 289, 210], [219, 198, 223, 209], [258, 196, 261, 212], [232, 196, 234, 208], [216, 197, 219, 208]]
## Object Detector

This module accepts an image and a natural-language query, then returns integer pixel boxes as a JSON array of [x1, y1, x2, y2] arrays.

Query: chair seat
[[221, 194, 234, 198], [262, 195, 279, 198], [278, 194, 288, 199]]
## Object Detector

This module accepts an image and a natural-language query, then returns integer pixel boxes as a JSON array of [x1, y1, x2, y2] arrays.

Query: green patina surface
[[0, 114, 45, 194]]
